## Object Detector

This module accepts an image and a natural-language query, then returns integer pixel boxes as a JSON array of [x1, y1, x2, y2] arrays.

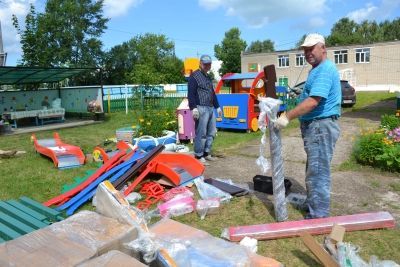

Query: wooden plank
[[228, 211, 395, 241], [19, 196, 64, 221], [6, 200, 49, 223], [0, 211, 36, 235], [300, 232, 339, 267], [0, 221, 21, 241], [0, 202, 48, 229]]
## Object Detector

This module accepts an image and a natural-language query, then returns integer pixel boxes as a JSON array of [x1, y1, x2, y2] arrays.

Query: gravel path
[[204, 103, 400, 225]]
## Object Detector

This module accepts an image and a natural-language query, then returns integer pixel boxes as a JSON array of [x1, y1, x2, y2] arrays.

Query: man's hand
[[217, 107, 222, 117], [288, 87, 302, 98], [192, 108, 199, 120], [274, 113, 289, 130]]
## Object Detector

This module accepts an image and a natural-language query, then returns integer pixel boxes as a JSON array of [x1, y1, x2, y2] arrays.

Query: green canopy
[[0, 66, 99, 85]]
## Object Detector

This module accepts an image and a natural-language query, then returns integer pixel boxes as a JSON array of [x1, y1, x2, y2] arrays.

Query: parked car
[[292, 80, 356, 107]]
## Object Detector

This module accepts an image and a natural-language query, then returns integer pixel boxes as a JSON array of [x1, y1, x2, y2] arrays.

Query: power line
[[106, 28, 216, 44]]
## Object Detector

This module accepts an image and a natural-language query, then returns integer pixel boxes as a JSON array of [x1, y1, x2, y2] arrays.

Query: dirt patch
[[205, 100, 400, 225]]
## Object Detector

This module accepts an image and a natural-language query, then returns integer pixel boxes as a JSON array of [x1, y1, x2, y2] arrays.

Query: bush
[[353, 124, 400, 172], [353, 130, 386, 165], [135, 108, 177, 137], [380, 114, 400, 131]]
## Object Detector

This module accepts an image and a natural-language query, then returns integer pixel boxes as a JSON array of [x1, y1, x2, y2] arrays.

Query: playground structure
[[32, 132, 85, 169], [183, 58, 200, 80], [214, 70, 289, 132]]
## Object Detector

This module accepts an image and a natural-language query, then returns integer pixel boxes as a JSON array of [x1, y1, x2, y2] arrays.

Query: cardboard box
[[46, 210, 138, 255], [300, 224, 345, 267], [150, 218, 282, 267], [77, 250, 147, 267], [0, 228, 96, 266]]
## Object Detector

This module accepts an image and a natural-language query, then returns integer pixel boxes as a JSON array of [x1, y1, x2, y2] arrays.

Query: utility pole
[[0, 20, 7, 66]]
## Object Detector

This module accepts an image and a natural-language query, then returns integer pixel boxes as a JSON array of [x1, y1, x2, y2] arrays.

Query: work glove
[[274, 113, 289, 130], [192, 108, 199, 120], [288, 87, 302, 98], [217, 107, 222, 117]]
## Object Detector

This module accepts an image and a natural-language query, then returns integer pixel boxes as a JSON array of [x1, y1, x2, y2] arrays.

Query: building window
[[278, 55, 289, 67], [355, 48, 370, 63], [295, 53, 306, 66], [334, 50, 348, 64]]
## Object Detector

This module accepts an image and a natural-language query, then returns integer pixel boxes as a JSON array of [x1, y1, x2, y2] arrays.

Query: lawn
[[0, 91, 399, 266]]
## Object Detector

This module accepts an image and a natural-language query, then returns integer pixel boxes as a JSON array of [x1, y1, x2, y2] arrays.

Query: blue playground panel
[[215, 86, 290, 131], [216, 94, 252, 130]]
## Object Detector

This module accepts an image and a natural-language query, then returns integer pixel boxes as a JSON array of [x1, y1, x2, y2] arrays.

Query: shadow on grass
[[342, 97, 396, 122], [292, 249, 322, 266], [247, 177, 308, 218]]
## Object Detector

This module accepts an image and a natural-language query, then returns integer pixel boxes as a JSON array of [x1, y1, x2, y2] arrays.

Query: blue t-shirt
[[299, 59, 341, 122]]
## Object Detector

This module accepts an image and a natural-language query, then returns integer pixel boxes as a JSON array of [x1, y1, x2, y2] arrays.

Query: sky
[[0, 0, 399, 66]]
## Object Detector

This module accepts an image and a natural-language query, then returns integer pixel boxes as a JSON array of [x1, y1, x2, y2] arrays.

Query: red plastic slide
[[43, 149, 128, 207], [32, 132, 85, 169]]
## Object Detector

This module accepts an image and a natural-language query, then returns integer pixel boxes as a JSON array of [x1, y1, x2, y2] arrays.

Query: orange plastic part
[[32, 132, 85, 168]]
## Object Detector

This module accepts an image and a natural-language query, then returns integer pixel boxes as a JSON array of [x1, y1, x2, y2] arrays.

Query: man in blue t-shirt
[[275, 33, 341, 219]]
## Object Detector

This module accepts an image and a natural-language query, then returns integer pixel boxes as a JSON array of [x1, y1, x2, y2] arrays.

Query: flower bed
[[353, 115, 400, 172]]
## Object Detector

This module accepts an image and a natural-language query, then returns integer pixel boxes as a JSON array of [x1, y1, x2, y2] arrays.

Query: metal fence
[[102, 84, 188, 113]]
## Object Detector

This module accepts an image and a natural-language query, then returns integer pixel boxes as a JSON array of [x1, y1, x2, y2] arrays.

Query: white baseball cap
[[300, 33, 325, 48]]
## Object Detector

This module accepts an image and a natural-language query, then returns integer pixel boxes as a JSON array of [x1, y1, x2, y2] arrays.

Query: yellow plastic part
[[251, 117, 259, 132], [223, 106, 239, 118]]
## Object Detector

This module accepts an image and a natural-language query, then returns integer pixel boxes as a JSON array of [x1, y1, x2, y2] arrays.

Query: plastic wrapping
[[239, 236, 258, 253], [158, 195, 195, 217], [155, 236, 251, 267], [162, 186, 194, 201], [95, 181, 157, 263], [196, 198, 221, 220], [337, 242, 400, 267], [46, 210, 137, 255], [77, 250, 147, 267], [194, 176, 232, 203], [258, 97, 288, 222], [125, 192, 142, 204], [151, 218, 282, 267]]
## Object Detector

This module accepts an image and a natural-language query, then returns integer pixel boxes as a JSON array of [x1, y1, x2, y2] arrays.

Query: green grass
[[342, 91, 396, 115], [0, 91, 399, 266], [390, 182, 400, 192]]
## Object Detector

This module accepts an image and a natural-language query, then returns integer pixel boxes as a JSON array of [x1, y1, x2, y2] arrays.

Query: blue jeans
[[300, 118, 340, 218], [194, 105, 216, 158]]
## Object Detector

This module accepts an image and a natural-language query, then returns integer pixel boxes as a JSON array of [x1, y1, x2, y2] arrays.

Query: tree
[[12, 0, 108, 69], [246, 39, 275, 53], [326, 18, 361, 46], [103, 33, 184, 85], [214, 27, 247, 75], [295, 34, 307, 49], [380, 18, 400, 41], [355, 20, 382, 44], [129, 34, 184, 85]]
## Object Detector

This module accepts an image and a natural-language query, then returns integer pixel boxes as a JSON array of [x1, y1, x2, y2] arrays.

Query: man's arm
[[187, 76, 198, 110], [286, 96, 321, 120]]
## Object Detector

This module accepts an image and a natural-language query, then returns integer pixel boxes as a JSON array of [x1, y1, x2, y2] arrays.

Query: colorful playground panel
[[215, 72, 289, 132]]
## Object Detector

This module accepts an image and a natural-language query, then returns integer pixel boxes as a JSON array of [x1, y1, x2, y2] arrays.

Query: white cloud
[[347, 3, 378, 23], [198, 0, 328, 28], [103, 0, 144, 18], [309, 17, 326, 28], [347, 0, 400, 23], [0, 0, 37, 63]]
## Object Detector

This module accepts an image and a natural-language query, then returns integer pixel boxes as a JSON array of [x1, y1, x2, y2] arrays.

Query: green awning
[[0, 66, 98, 85]]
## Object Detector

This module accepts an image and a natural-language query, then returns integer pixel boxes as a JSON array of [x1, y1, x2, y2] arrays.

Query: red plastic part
[[32, 132, 86, 168], [43, 150, 127, 207], [228, 211, 396, 242]]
